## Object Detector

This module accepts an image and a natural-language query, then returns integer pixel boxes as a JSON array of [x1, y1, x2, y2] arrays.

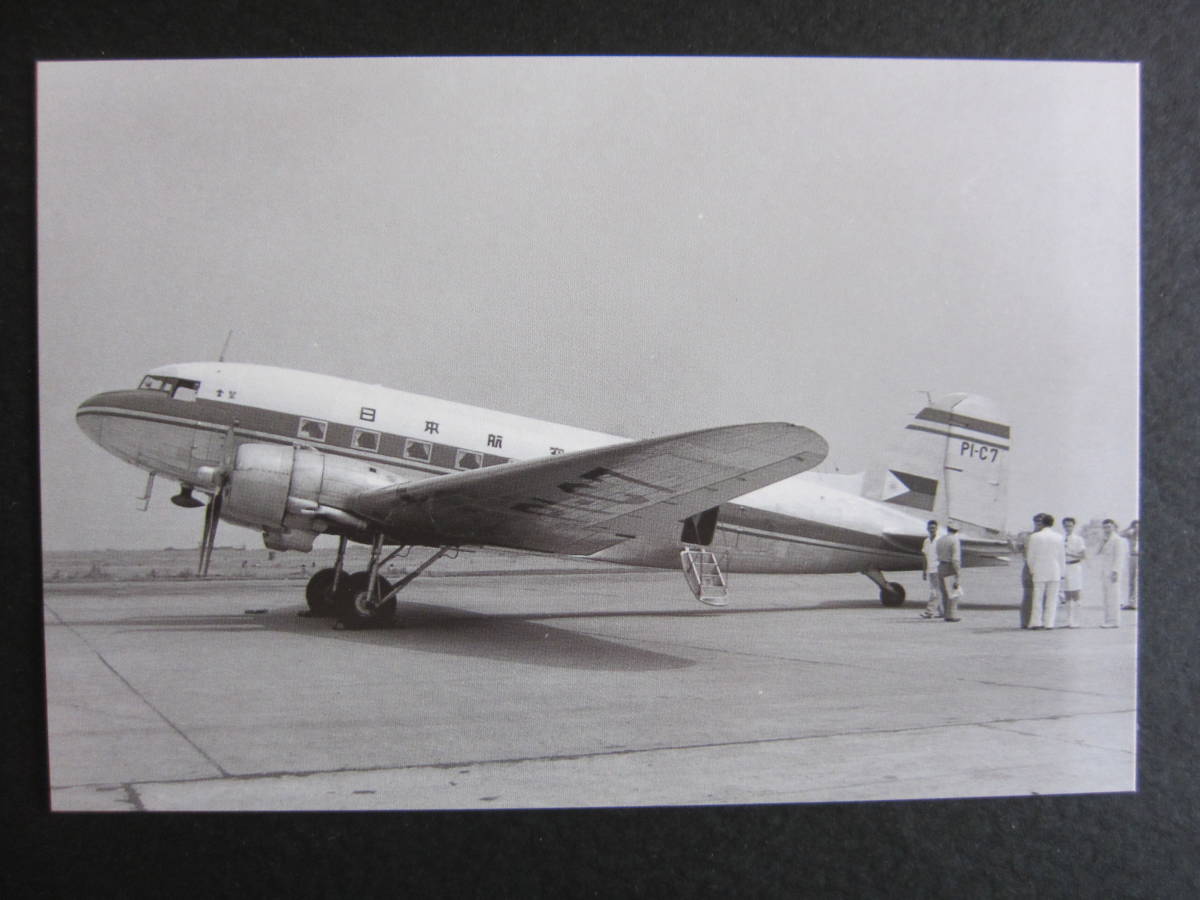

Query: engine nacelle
[[221, 443, 403, 549], [262, 528, 317, 552]]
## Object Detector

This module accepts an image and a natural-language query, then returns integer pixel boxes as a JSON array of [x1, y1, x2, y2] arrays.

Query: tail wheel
[[880, 582, 906, 608], [304, 568, 339, 616], [335, 571, 396, 630]]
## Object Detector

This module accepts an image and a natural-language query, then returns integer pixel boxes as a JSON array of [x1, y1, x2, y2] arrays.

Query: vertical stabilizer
[[862, 393, 1010, 537]]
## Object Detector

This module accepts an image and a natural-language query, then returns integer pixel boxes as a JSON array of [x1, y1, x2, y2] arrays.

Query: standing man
[[934, 523, 963, 622], [1017, 529, 1034, 629], [1120, 519, 1139, 610], [1098, 518, 1130, 627], [1025, 513, 1065, 629], [1061, 517, 1087, 628], [920, 520, 942, 619]]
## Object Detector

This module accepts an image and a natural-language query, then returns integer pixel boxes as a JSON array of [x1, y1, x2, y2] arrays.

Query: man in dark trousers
[[934, 523, 963, 622], [1017, 517, 1039, 628]]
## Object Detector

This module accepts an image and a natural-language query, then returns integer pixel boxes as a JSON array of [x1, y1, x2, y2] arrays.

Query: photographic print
[[38, 57, 1139, 811]]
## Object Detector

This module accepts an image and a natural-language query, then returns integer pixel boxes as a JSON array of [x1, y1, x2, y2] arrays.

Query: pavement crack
[[51, 613, 230, 779], [121, 710, 1128, 789], [979, 713, 1137, 755]]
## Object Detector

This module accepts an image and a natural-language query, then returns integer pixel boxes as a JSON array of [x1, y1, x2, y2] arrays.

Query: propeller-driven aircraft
[[76, 363, 1010, 628]]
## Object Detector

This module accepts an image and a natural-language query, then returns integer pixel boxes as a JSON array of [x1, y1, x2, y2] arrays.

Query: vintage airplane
[[75, 362, 1010, 627]]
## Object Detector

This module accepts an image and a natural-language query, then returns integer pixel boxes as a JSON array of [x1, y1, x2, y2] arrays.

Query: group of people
[[918, 517, 1139, 628], [919, 520, 964, 622]]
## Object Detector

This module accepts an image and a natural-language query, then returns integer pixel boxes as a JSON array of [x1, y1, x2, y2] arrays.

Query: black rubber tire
[[334, 571, 396, 629], [304, 568, 339, 616], [880, 582, 907, 608]]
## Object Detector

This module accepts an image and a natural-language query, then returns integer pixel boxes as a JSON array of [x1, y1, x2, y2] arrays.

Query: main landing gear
[[863, 567, 907, 608], [301, 534, 455, 629]]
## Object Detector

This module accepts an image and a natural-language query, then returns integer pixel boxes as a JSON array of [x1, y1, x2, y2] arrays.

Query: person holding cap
[[934, 523, 963, 622]]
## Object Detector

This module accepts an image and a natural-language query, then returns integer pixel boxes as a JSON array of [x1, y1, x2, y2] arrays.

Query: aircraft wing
[[349, 423, 828, 555]]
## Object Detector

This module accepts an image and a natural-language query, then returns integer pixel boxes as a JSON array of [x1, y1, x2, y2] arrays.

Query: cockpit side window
[[139, 375, 171, 392], [138, 375, 201, 400], [172, 378, 200, 401]]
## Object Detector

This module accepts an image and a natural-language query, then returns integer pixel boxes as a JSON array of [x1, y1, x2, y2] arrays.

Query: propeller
[[197, 422, 239, 577], [198, 481, 226, 576]]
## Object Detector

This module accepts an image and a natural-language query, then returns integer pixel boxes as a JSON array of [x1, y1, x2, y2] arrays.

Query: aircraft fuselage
[[76, 362, 946, 576]]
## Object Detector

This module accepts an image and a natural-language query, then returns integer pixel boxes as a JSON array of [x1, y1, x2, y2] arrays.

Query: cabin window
[[352, 428, 380, 453], [298, 418, 328, 442], [455, 449, 482, 470], [404, 439, 432, 462], [172, 379, 200, 401]]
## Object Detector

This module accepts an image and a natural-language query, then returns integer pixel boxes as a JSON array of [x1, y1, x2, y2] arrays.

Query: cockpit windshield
[[138, 375, 201, 400]]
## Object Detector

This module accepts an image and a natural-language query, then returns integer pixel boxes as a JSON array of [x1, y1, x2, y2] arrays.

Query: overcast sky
[[37, 57, 1139, 552]]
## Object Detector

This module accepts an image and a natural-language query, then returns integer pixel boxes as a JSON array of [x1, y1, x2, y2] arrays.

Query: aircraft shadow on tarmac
[[59, 595, 1025, 672], [101, 605, 697, 672]]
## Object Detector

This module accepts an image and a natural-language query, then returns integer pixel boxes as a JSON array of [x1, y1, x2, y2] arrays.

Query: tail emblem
[[881, 469, 938, 511]]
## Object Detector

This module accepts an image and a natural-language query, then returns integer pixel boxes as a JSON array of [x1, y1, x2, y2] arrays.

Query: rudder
[[862, 393, 1010, 537]]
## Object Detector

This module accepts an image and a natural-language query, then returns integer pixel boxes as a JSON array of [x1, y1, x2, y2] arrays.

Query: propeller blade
[[197, 424, 238, 577], [198, 483, 225, 576], [198, 503, 213, 576]]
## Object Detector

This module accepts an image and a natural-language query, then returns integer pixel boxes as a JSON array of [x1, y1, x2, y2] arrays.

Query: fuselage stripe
[[714, 523, 918, 561], [77, 395, 517, 475], [915, 407, 1010, 439], [904, 424, 1010, 452], [76, 406, 456, 477]]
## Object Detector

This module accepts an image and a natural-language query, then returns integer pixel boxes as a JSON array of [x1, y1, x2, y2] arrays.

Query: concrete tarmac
[[44, 562, 1136, 811]]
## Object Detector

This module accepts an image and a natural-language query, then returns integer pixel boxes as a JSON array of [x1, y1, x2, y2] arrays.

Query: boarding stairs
[[680, 546, 728, 607]]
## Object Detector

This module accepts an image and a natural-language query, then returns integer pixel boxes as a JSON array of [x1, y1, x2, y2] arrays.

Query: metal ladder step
[[680, 547, 728, 607]]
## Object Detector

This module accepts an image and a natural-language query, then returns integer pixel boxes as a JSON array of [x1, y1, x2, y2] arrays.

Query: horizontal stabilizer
[[883, 531, 1012, 553]]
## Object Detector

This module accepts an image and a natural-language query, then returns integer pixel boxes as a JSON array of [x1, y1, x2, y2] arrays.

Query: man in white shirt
[[1061, 516, 1086, 628], [934, 524, 963, 622], [1098, 518, 1130, 627], [1025, 512, 1065, 629], [1120, 519, 1139, 610], [919, 520, 942, 619]]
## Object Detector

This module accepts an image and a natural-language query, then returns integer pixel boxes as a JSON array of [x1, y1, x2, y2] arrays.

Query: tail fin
[[862, 393, 1010, 538]]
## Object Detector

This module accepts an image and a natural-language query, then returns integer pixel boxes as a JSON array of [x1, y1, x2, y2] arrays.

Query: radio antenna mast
[[218, 329, 234, 362]]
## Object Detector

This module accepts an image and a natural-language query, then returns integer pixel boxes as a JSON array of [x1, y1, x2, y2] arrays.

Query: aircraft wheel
[[879, 582, 906, 607], [335, 571, 396, 629], [304, 568, 339, 616]]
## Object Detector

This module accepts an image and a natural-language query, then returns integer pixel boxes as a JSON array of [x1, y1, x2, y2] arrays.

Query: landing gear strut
[[302, 535, 349, 617], [864, 567, 907, 608], [330, 535, 456, 630]]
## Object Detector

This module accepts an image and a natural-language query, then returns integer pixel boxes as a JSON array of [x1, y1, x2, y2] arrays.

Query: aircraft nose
[[76, 393, 109, 445]]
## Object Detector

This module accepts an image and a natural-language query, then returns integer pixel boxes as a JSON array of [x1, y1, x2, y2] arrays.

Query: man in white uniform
[[1120, 519, 1139, 610], [1098, 518, 1130, 627], [1025, 513, 1065, 629], [1061, 516, 1086, 628], [919, 520, 942, 619]]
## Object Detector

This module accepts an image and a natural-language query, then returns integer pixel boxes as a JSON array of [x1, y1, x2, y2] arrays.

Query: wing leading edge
[[349, 422, 828, 555]]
